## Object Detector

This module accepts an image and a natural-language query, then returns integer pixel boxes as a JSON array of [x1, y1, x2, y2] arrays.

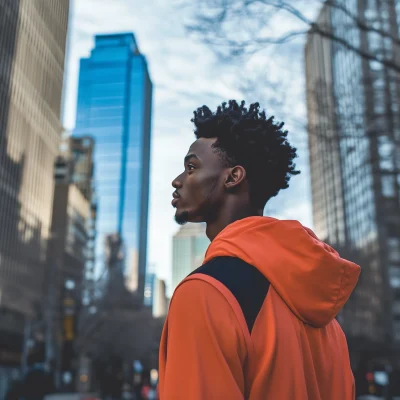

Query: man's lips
[[172, 192, 180, 207]]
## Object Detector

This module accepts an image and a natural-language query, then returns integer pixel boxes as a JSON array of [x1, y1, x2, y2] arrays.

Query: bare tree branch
[[325, 0, 400, 48], [310, 23, 400, 73], [186, 0, 400, 73]]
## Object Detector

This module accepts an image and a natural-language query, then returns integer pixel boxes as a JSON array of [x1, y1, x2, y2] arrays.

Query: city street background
[[0, 0, 400, 399]]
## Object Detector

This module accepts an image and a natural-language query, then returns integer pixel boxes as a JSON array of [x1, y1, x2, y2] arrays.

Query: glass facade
[[74, 33, 152, 299], [306, 0, 400, 346]]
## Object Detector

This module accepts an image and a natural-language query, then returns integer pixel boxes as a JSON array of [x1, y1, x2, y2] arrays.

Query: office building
[[305, 0, 400, 385], [60, 136, 95, 202], [172, 223, 209, 292], [144, 268, 156, 308], [59, 136, 97, 298], [74, 33, 153, 301], [144, 273, 155, 307], [153, 278, 169, 318], [50, 135, 96, 300], [47, 138, 94, 387], [0, 0, 69, 394]]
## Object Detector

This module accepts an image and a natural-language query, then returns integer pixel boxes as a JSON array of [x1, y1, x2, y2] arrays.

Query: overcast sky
[[63, 0, 317, 292]]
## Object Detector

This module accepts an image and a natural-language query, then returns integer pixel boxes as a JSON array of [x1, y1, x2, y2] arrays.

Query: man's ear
[[225, 166, 246, 190]]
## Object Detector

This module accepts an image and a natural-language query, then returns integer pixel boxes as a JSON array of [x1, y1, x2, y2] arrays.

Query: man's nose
[[172, 174, 183, 189]]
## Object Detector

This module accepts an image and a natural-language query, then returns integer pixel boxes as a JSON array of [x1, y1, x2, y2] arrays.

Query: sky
[[63, 0, 318, 291]]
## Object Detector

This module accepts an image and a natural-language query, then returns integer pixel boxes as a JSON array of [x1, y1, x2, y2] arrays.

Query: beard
[[175, 210, 190, 225], [174, 178, 220, 226]]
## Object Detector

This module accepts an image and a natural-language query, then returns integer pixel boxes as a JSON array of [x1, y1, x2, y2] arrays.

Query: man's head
[[172, 100, 300, 225]]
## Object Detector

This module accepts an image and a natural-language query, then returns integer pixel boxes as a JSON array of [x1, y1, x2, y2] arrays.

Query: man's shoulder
[[190, 256, 266, 283], [187, 256, 271, 333]]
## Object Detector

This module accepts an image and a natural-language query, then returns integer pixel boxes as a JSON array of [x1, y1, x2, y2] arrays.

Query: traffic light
[[366, 372, 376, 395]]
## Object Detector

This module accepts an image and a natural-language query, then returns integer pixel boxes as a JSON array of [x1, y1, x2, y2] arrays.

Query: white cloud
[[64, 0, 314, 292]]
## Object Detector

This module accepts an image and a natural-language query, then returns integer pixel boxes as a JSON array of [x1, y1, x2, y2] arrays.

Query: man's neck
[[206, 206, 262, 241]]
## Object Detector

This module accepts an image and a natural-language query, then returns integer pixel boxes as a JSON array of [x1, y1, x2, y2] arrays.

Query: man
[[159, 100, 360, 399]]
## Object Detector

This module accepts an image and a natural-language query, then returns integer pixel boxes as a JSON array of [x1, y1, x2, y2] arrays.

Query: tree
[[184, 0, 400, 149], [182, 0, 400, 228], [185, 0, 400, 73]]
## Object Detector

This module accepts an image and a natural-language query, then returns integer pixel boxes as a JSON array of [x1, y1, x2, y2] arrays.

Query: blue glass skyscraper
[[74, 33, 152, 300]]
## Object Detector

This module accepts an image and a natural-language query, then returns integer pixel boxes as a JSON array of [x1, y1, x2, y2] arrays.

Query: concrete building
[[60, 136, 95, 203], [172, 223, 209, 292], [306, 0, 400, 390], [0, 0, 69, 394], [49, 165, 91, 295], [153, 279, 169, 318], [59, 136, 97, 303], [47, 146, 92, 389]]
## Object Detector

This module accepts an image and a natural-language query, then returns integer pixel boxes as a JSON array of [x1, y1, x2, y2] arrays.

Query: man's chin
[[174, 210, 190, 225], [174, 209, 206, 225]]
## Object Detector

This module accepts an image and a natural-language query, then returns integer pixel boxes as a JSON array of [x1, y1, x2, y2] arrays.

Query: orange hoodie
[[159, 217, 360, 399]]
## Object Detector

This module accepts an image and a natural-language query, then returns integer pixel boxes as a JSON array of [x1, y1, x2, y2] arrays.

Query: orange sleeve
[[160, 278, 247, 400]]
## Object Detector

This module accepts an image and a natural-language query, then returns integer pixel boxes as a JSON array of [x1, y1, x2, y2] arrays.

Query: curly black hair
[[191, 100, 300, 208]]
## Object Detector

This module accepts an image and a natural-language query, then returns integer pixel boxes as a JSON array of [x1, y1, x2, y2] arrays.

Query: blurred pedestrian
[[159, 100, 360, 399]]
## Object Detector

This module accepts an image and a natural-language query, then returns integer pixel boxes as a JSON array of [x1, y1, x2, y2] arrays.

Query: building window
[[389, 267, 400, 288], [394, 321, 400, 342], [388, 238, 400, 263], [381, 175, 395, 197], [393, 300, 400, 315], [65, 279, 76, 290]]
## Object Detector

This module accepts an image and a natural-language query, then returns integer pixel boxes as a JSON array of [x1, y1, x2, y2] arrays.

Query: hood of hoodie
[[203, 216, 360, 328]]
